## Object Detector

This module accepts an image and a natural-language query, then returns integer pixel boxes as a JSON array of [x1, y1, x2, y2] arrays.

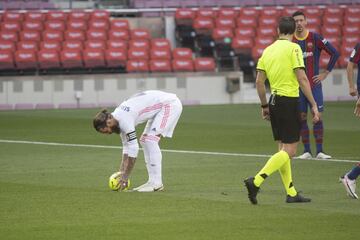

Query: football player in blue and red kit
[[339, 42, 360, 199], [347, 42, 360, 98], [292, 11, 339, 159]]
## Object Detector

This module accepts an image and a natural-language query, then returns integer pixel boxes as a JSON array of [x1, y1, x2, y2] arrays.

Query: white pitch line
[[0, 139, 358, 163]]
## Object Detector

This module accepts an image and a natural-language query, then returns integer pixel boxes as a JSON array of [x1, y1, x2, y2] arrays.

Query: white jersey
[[111, 90, 182, 157]]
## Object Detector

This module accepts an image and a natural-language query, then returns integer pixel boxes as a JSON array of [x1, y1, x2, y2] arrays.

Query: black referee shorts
[[269, 94, 301, 144]]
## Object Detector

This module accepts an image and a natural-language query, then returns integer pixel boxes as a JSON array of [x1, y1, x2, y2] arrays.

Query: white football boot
[[340, 175, 358, 199], [298, 152, 312, 159], [316, 152, 332, 159], [134, 182, 164, 192]]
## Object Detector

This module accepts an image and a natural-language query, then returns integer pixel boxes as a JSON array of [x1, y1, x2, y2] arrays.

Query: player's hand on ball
[[109, 172, 131, 191]]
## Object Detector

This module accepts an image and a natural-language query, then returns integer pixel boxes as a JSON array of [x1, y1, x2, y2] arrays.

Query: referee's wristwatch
[[261, 103, 269, 108]]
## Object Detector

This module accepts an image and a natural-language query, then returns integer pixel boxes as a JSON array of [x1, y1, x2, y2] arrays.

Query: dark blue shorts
[[299, 84, 324, 113]]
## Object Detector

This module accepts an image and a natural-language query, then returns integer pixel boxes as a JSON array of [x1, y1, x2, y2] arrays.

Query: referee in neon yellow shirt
[[244, 17, 320, 204]]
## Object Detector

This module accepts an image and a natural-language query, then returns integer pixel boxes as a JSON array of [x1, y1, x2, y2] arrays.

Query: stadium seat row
[[0, 49, 215, 73], [175, 6, 360, 68]]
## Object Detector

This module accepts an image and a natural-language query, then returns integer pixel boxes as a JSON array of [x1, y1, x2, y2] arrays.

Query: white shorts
[[142, 98, 182, 138]]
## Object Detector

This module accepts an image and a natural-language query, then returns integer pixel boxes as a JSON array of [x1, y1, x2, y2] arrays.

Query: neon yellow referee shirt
[[257, 39, 305, 97]]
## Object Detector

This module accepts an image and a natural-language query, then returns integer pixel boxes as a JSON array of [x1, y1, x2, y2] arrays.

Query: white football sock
[[139, 135, 151, 183], [140, 135, 162, 186]]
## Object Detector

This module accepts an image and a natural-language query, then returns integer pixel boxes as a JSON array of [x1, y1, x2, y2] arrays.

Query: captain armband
[[126, 131, 137, 142]]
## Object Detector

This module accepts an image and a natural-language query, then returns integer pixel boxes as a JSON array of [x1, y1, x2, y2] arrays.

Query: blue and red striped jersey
[[293, 32, 339, 88], [349, 42, 360, 94]]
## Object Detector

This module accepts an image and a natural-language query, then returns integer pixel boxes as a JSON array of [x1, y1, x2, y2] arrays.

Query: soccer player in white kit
[[93, 90, 183, 192]]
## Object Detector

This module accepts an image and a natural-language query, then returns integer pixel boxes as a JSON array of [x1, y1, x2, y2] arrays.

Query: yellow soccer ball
[[108, 172, 130, 191]]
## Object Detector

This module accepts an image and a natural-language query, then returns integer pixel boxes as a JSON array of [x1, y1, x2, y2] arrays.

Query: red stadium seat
[[342, 35, 360, 45], [129, 39, 150, 50], [194, 57, 215, 71], [68, 11, 90, 21], [323, 15, 342, 26], [85, 40, 106, 50], [63, 40, 84, 51], [65, 30, 86, 41], [340, 42, 355, 68], [234, 27, 256, 38], [107, 39, 128, 49], [105, 49, 127, 68], [343, 25, 360, 36], [231, 36, 253, 54], [0, 40, 16, 51], [175, 9, 196, 25], [17, 41, 38, 51], [3, 12, 24, 22], [150, 48, 172, 60], [67, 20, 88, 31], [212, 27, 234, 43], [260, 7, 281, 18], [197, 9, 217, 19], [128, 48, 149, 60], [345, 6, 360, 16], [193, 17, 215, 35], [42, 30, 64, 42], [20, 30, 41, 42], [151, 38, 171, 50], [215, 17, 236, 29], [322, 35, 340, 49], [255, 37, 274, 46], [304, 7, 323, 17], [89, 19, 110, 30], [38, 50, 61, 69], [0, 31, 18, 42], [25, 12, 45, 22], [110, 19, 130, 30], [126, 60, 149, 72], [282, 7, 301, 16], [87, 29, 107, 41], [239, 8, 259, 18], [252, 44, 266, 60], [172, 59, 194, 72], [1, 21, 22, 32], [130, 29, 151, 40], [236, 16, 257, 28], [173, 48, 193, 60], [257, 27, 277, 38], [90, 10, 110, 20], [60, 50, 83, 68], [323, 7, 344, 17], [45, 20, 66, 31], [150, 59, 172, 72], [46, 11, 67, 21], [338, 55, 349, 68], [344, 15, 360, 26], [306, 24, 320, 33], [108, 29, 130, 41], [0, 50, 15, 69], [22, 21, 43, 32], [258, 17, 277, 27], [83, 49, 106, 68], [305, 16, 321, 26], [321, 25, 341, 37], [15, 50, 37, 69], [40, 41, 62, 51], [218, 8, 239, 19]]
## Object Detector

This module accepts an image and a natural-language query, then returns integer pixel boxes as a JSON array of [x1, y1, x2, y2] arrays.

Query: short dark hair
[[93, 109, 110, 132], [278, 16, 296, 35], [292, 10, 306, 18]]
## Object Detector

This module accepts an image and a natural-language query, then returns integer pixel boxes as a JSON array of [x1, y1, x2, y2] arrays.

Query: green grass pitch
[[0, 101, 359, 240]]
